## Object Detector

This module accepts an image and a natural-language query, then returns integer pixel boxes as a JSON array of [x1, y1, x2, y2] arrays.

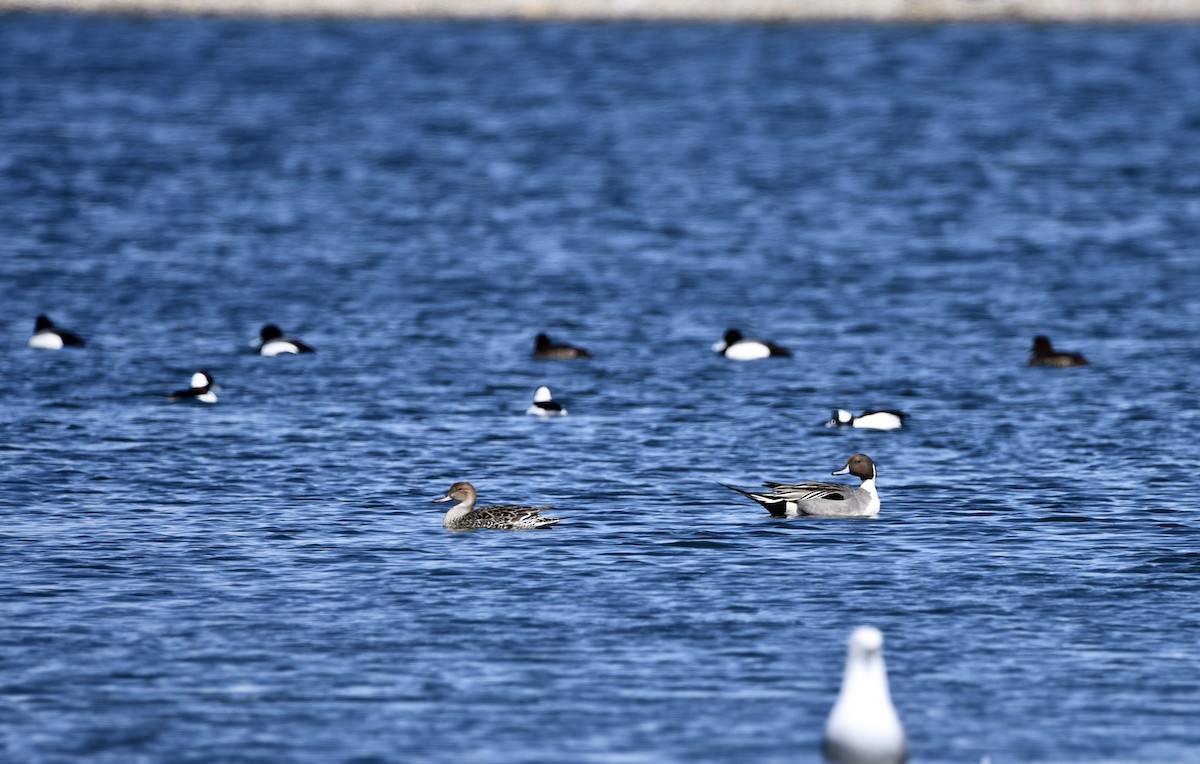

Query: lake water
[[2, 14, 1199, 763]]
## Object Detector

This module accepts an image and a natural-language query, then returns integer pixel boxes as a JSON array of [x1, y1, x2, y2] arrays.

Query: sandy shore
[[3, 0, 1200, 19]]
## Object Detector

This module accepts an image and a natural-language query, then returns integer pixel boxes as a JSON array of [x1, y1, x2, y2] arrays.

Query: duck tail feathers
[[718, 482, 756, 499], [719, 482, 790, 517]]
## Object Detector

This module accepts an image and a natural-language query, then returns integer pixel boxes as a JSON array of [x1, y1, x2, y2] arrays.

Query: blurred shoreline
[[4, 0, 1200, 21]]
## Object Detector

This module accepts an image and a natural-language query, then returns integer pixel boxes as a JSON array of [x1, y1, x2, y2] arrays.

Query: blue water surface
[[2, 14, 1199, 763]]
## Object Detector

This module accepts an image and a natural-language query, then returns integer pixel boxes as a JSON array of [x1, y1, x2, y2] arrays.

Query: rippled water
[[2, 14, 1200, 763]]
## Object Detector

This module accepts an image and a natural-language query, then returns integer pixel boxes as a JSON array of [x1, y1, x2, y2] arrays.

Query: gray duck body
[[723, 454, 880, 518]]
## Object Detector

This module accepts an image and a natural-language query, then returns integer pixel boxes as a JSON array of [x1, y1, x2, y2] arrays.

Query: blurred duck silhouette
[[169, 371, 219, 404], [526, 386, 567, 417], [1028, 335, 1088, 367], [28, 314, 85, 349], [823, 625, 907, 764], [711, 328, 790, 360], [533, 333, 591, 360], [258, 324, 315, 356]]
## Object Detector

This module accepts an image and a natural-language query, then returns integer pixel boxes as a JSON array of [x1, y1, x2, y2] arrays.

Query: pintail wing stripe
[[762, 482, 848, 501]]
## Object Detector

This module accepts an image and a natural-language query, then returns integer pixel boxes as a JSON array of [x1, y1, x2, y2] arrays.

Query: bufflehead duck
[[169, 371, 219, 404], [258, 324, 314, 356], [28, 314, 85, 349], [526, 386, 567, 417], [823, 626, 907, 764], [433, 482, 561, 530], [722, 453, 880, 518], [826, 409, 907, 431], [1028, 335, 1088, 367], [533, 333, 591, 360], [712, 328, 791, 360]]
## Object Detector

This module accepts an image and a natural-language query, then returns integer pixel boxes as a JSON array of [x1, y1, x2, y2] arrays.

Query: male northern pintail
[[28, 314, 85, 349], [258, 324, 315, 356], [1028, 335, 1088, 367], [712, 328, 791, 360], [722, 453, 880, 518], [533, 333, 591, 360], [826, 409, 907, 431], [823, 626, 907, 764], [526, 386, 567, 417], [169, 371, 219, 404], [433, 481, 561, 530]]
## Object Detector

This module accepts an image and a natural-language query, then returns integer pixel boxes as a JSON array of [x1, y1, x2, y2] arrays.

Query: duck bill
[[831, 463, 851, 476], [432, 494, 452, 503]]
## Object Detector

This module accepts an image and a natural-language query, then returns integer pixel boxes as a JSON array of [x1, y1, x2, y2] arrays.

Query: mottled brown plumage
[[434, 482, 561, 530]]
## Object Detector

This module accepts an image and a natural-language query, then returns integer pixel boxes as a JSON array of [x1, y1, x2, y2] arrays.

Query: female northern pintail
[[712, 328, 791, 360], [823, 626, 907, 764], [526, 386, 567, 417], [722, 453, 880, 518], [826, 409, 907, 431], [28, 314, 85, 349], [434, 482, 561, 530], [169, 371, 219, 404], [533, 333, 591, 360], [258, 324, 315, 356], [1028, 335, 1088, 367]]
